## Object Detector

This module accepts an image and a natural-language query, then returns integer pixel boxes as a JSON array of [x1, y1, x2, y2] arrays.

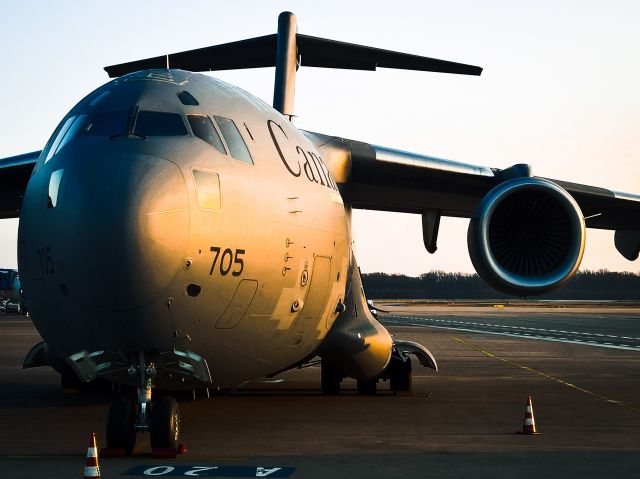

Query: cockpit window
[[192, 169, 221, 210], [44, 117, 74, 163], [84, 111, 128, 136], [177, 91, 199, 106], [133, 110, 187, 137], [214, 116, 253, 165], [187, 115, 226, 155], [48, 169, 64, 208], [44, 115, 88, 164]]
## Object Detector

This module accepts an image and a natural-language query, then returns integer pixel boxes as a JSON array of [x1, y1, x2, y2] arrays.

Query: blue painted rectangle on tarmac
[[122, 465, 295, 477]]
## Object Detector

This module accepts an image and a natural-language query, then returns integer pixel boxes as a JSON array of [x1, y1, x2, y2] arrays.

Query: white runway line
[[388, 315, 640, 341], [384, 316, 640, 352]]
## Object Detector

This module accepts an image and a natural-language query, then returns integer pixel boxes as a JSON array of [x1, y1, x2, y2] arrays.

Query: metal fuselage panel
[[18, 70, 350, 387]]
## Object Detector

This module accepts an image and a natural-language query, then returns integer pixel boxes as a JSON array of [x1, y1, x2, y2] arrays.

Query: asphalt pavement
[[0, 304, 639, 478]]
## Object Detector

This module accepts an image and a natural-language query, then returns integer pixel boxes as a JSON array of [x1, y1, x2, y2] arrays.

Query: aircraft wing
[[0, 151, 40, 219], [304, 131, 640, 260]]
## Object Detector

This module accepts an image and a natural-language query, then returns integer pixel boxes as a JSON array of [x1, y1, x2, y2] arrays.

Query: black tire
[[106, 397, 136, 455], [357, 378, 377, 395], [321, 360, 341, 395], [150, 396, 180, 450], [390, 356, 412, 392]]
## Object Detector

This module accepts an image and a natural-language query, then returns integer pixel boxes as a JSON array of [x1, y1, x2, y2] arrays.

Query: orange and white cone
[[83, 432, 102, 478], [518, 396, 541, 435]]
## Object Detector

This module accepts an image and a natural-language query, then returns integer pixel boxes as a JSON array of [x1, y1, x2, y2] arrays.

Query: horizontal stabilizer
[[296, 34, 482, 75], [105, 35, 278, 78], [105, 33, 482, 78]]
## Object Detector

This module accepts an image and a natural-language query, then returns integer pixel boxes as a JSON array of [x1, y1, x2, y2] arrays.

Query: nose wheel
[[105, 352, 181, 454], [150, 396, 181, 450], [106, 396, 136, 455]]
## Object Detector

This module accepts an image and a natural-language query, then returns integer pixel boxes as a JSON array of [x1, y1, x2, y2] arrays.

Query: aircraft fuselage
[[18, 70, 350, 388]]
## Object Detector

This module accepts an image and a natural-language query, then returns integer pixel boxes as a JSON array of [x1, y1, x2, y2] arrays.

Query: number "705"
[[209, 247, 245, 277]]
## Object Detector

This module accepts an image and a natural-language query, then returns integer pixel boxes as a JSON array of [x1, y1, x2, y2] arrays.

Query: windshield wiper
[[109, 105, 146, 140], [109, 131, 147, 140]]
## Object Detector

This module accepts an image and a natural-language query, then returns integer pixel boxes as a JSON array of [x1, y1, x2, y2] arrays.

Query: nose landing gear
[[106, 352, 181, 455], [66, 348, 210, 455]]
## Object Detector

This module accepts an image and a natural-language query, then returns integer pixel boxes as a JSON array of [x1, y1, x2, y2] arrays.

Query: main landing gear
[[106, 352, 180, 455], [321, 348, 413, 396]]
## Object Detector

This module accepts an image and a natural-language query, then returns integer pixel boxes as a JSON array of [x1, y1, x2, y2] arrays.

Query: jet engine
[[468, 178, 586, 296]]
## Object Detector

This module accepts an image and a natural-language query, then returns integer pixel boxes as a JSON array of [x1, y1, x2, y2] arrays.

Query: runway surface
[[1, 304, 639, 478], [380, 302, 640, 351]]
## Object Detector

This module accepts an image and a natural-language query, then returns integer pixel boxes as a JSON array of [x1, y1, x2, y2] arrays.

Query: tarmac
[[0, 303, 639, 478]]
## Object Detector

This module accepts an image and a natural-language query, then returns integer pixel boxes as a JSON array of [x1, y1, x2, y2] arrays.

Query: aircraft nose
[[63, 153, 189, 310]]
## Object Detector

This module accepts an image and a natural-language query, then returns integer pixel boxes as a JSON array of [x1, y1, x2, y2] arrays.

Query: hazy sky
[[1, 1, 638, 275]]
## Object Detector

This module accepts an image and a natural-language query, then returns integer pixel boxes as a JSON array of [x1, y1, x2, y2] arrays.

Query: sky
[[0, 1, 638, 275]]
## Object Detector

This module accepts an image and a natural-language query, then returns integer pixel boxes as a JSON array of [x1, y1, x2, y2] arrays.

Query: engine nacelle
[[468, 178, 586, 296]]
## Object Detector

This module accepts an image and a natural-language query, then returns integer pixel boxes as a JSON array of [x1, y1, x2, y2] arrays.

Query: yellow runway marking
[[452, 336, 640, 416]]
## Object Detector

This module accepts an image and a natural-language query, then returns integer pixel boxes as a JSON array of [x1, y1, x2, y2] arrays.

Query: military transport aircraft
[[0, 269, 21, 303], [1, 11, 639, 454]]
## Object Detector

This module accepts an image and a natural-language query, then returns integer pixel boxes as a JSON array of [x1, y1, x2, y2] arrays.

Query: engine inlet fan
[[468, 178, 585, 296]]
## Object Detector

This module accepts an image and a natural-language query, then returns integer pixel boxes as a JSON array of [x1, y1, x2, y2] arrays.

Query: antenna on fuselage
[[104, 12, 482, 121]]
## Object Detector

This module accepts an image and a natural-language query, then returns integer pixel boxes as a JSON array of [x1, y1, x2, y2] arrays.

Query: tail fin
[[104, 12, 482, 117]]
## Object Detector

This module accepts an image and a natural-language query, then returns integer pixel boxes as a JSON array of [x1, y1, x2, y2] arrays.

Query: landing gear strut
[[105, 352, 181, 454]]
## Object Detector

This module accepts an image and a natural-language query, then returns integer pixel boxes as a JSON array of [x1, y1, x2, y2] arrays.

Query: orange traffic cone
[[83, 432, 102, 478], [517, 396, 541, 435]]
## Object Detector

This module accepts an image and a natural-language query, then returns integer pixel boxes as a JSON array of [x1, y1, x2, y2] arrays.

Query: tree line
[[361, 270, 640, 300]]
